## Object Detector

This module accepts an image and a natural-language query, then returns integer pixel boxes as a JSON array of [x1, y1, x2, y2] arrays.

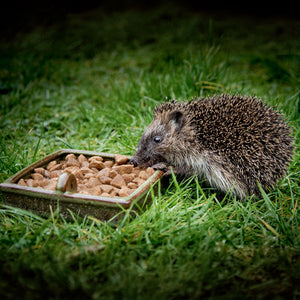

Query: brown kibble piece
[[146, 167, 155, 176], [118, 187, 133, 197], [128, 182, 138, 189], [87, 177, 100, 188], [32, 180, 40, 187], [97, 169, 112, 184], [111, 166, 120, 173], [45, 182, 57, 190], [50, 163, 63, 172], [100, 176, 112, 184], [97, 172, 112, 184], [44, 178, 58, 190], [81, 161, 89, 168], [119, 164, 134, 175], [114, 154, 128, 165], [78, 154, 87, 164], [78, 184, 90, 194], [65, 153, 77, 161], [89, 186, 102, 196], [132, 166, 142, 176], [26, 179, 33, 187], [133, 177, 146, 186], [109, 169, 118, 178], [63, 166, 79, 174], [109, 188, 119, 197], [122, 173, 136, 184], [81, 167, 95, 174], [97, 168, 110, 177], [49, 170, 63, 178], [89, 160, 106, 170], [139, 170, 149, 180], [34, 168, 45, 175], [47, 160, 57, 170], [84, 173, 97, 179], [66, 157, 80, 168], [18, 179, 27, 186], [104, 160, 114, 168], [110, 174, 126, 189], [101, 184, 114, 194], [77, 183, 87, 192], [73, 169, 84, 180], [41, 178, 50, 187], [31, 173, 44, 181], [88, 156, 103, 162]]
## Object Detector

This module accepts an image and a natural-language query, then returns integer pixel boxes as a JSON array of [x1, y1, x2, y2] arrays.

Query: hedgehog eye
[[153, 136, 162, 143]]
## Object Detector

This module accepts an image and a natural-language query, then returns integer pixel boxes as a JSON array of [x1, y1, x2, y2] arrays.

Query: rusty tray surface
[[0, 149, 163, 222]]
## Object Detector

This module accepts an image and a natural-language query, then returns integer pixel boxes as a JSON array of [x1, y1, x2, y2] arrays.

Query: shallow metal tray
[[0, 149, 163, 222]]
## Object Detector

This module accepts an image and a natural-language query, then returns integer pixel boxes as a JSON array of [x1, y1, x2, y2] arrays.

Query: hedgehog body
[[131, 95, 294, 198]]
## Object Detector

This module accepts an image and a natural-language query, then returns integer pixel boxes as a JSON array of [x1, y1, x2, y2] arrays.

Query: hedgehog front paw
[[162, 167, 175, 177], [151, 162, 169, 172], [152, 163, 177, 177]]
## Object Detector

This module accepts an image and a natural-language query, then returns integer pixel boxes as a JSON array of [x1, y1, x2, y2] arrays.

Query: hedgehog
[[130, 94, 294, 199]]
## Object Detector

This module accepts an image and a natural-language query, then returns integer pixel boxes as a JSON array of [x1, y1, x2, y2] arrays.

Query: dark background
[[1, 0, 298, 39]]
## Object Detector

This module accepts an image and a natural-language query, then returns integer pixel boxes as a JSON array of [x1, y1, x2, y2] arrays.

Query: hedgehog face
[[131, 110, 184, 168]]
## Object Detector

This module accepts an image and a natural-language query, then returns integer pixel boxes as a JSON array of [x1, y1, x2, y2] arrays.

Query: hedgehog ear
[[168, 110, 184, 130]]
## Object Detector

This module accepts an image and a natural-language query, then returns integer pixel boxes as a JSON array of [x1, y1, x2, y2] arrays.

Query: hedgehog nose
[[130, 158, 138, 167]]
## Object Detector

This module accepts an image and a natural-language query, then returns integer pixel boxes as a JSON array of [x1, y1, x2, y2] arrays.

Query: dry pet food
[[18, 154, 155, 197]]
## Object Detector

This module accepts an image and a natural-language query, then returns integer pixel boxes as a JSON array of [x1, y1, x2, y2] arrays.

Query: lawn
[[0, 2, 299, 299]]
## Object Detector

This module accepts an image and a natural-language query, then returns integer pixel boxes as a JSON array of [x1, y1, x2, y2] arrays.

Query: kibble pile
[[17, 153, 155, 197]]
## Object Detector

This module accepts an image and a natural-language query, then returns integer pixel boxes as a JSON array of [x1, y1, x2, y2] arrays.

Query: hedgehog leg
[[163, 166, 182, 177], [152, 163, 188, 177]]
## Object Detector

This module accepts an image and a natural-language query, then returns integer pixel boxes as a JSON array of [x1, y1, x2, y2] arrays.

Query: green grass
[[1, 3, 300, 299]]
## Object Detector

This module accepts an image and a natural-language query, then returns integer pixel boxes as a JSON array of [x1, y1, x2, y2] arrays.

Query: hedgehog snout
[[130, 158, 138, 167], [130, 151, 150, 167]]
